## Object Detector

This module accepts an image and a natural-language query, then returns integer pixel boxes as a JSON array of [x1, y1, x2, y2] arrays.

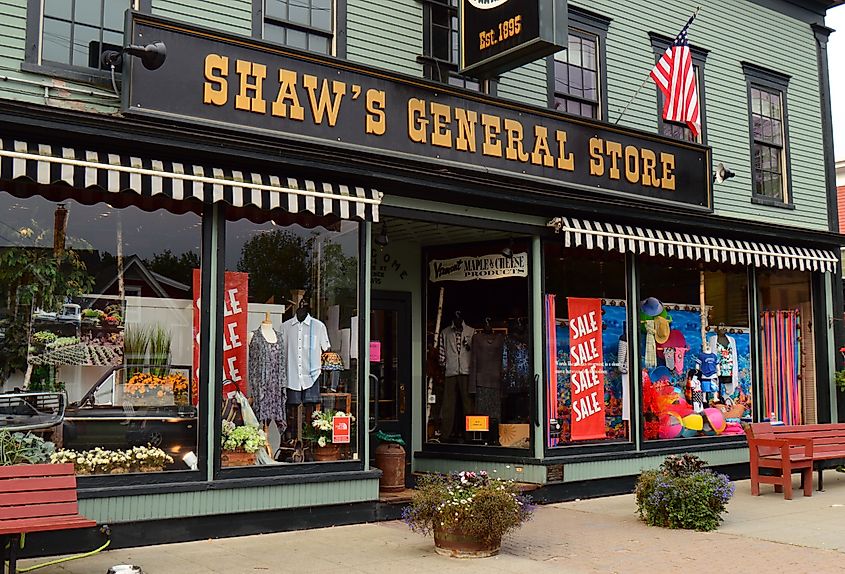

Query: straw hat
[[654, 315, 671, 344]]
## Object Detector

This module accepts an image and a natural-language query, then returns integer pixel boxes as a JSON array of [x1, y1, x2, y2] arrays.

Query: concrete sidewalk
[[21, 472, 845, 573]]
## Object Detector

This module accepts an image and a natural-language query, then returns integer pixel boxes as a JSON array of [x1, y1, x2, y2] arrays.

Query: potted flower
[[403, 471, 534, 558], [635, 454, 734, 531], [307, 409, 353, 461], [221, 421, 264, 467]]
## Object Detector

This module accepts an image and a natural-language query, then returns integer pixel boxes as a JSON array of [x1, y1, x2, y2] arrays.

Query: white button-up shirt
[[282, 314, 331, 391]]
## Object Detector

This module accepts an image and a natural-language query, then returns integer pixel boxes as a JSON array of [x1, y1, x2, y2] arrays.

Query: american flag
[[650, 13, 700, 138]]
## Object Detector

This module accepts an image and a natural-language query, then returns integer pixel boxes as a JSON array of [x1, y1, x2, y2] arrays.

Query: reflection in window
[[41, 0, 131, 69], [543, 245, 628, 447], [638, 259, 751, 442], [263, 0, 333, 55], [553, 30, 600, 119], [0, 193, 201, 474], [222, 215, 359, 466], [751, 86, 786, 201], [425, 241, 531, 449]]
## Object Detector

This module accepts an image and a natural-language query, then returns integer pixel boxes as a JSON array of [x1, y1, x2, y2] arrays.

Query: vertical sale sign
[[567, 297, 606, 440], [193, 270, 249, 401]]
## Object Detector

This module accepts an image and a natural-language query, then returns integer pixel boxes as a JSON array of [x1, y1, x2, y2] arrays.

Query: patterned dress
[[502, 335, 530, 393], [248, 328, 287, 427]]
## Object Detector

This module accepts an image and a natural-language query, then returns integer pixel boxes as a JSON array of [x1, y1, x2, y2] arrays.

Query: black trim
[[251, 0, 263, 37], [813, 272, 832, 423], [358, 221, 368, 463], [547, 6, 610, 121], [336, 0, 348, 59], [741, 61, 793, 206], [812, 23, 837, 232], [745, 0, 831, 23], [78, 469, 381, 499], [748, 266, 763, 423], [648, 32, 709, 145], [212, 205, 225, 478]]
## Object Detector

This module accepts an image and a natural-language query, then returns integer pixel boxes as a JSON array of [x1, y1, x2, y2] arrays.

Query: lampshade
[[321, 351, 344, 371]]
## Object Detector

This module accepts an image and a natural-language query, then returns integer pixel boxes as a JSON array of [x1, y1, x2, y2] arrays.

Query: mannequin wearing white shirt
[[282, 299, 331, 405]]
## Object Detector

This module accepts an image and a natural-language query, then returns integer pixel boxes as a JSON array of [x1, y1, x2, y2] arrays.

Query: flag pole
[[612, 6, 701, 126]]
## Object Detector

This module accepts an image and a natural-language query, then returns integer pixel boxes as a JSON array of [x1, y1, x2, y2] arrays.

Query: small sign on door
[[369, 341, 382, 362], [332, 415, 351, 444]]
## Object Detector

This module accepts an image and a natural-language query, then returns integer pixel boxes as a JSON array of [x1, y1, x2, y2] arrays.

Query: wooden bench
[[0, 464, 96, 574], [746, 423, 845, 499]]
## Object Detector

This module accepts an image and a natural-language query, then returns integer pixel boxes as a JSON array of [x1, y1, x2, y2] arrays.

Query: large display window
[[221, 213, 360, 468], [543, 245, 630, 448], [424, 240, 532, 449], [0, 192, 202, 475], [638, 259, 752, 442]]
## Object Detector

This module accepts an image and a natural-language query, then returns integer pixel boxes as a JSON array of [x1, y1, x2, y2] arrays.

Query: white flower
[[317, 436, 327, 448]]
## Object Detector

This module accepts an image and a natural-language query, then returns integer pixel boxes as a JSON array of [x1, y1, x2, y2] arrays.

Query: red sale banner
[[567, 297, 606, 441], [193, 270, 249, 402]]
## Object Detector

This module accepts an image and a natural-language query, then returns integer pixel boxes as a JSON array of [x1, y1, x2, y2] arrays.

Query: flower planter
[[313, 443, 340, 461], [433, 525, 501, 558], [221, 450, 256, 467]]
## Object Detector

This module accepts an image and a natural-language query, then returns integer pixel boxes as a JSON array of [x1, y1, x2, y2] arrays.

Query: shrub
[[635, 454, 734, 532], [402, 471, 534, 544], [0, 430, 55, 465]]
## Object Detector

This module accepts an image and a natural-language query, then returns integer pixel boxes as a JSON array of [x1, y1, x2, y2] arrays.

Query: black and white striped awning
[[0, 138, 382, 221], [549, 217, 839, 273]]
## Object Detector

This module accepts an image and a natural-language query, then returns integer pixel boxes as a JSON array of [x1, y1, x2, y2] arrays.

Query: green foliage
[[145, 249, 200, 287], [0, 430, 55, 465], [403, 471, 534, 544], [148, 325, 172, 377], [221, 421, 265, 453], [635, 455, 735, 532], [237, 230, 311, 304], [835, 369, 845, 393], [124, 324, 151, 375]]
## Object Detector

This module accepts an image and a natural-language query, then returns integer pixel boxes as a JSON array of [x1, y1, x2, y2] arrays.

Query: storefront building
[[1, 0, 843, 552]]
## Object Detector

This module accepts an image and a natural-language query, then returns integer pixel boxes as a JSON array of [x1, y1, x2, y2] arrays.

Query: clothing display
[[440, 374, 473, 440], [502, 334, 530, 393], [469, 331, 505, 392], [438, 323, 475, 377], [644, 320, 657, 368], [707, 333, 739, 394], [673, 347, 687, 374], [663, 348, 675, 374], [286, 383, 321, 405], [247, 328, 287, 426], [282, 314, 331, 392]]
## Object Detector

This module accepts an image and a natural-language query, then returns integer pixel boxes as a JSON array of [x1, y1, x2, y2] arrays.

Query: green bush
[[0, 430, 55, 465], [635, 454, 734, 532]]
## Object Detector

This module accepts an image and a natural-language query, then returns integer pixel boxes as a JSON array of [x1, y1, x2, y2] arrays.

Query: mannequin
[[707, 324, 738, 402], [282, 297, 331, 407], [470, 317, 504, 444], [438, 310, 475, 442], [247, 312, 287, 432]]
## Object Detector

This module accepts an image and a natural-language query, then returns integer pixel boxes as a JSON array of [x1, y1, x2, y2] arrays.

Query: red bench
[[746, 423, 845, 499], [0, 464, 96, 574]]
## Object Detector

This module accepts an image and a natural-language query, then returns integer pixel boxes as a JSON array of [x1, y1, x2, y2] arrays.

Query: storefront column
[[531, 235, 544, 459], [361, 221, 372, 468], [821, 273, 837, 422], [625, 253, 642, 451], [748, 267, 763, 423], [203, 204, 223, 480]]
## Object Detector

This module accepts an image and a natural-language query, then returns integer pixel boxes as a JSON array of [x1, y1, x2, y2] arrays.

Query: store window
[[757, 270, 814, 425], [649, 32, 708, 144], [0, 192, 202, 475], [638, 259, 752, 442], [425, 241, 531, 449], [543, 245, 628, 447], [261, 0, 334, 55], [742, 62, 791, 205], [30, 0, 136, 71], [222, 213, 359, 467], [420, 0, 481, 91]]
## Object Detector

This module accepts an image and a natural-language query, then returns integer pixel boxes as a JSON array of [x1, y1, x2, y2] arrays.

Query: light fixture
[[374, 222, 389, 247], [101, 41, 167, 71], [501, 238, 514, 259], [713, 163, 736, 184]]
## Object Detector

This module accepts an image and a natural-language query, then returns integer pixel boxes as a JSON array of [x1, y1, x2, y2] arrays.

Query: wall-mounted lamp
[[501, 238, 514, 259], [101, 41, 167, 71], [374, 222, 389, 247], [713, 163, 736, 184]]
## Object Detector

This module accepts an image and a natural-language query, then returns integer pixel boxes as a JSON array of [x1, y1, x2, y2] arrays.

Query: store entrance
[[370, 291, 412, 486]]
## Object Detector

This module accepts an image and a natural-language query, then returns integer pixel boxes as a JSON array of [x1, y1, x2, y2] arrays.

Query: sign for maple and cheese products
[[124, 14, 712, 209]]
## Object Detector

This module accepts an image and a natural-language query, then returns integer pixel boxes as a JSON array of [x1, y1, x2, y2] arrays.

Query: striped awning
[[549, 217, 839, 273], [0, 138, 381, 221]]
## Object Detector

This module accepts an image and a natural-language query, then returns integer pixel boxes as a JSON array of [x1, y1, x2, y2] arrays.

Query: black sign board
[[460, 0, 567, 77], [124, 14, 712, 210]]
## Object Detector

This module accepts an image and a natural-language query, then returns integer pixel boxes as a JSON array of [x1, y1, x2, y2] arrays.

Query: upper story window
[[36, 0, 135, 71], [648, 32, 708, 144], [742, 62, 792, 206], [420, 0, 481, 91], [549, 8, 610, 120], [262, 0, 333, 55]]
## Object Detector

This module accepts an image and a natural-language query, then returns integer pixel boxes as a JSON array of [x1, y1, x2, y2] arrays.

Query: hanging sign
[[460, 0, 567, 77], [332, 415, 352, 443], [429, 252, 528, 282], [567, 297, 606, 441], [192, 270, 249, 401]]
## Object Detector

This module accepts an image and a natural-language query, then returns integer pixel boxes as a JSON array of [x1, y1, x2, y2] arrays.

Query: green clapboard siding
[[497, 59, 548, 107], [561, 448, 749, 482], [346, 0, 423, 76], [414, 458, 547, 484], [78, 479, 380, 523], [152, 0, 252, 36], [570, 0, 828, 230]]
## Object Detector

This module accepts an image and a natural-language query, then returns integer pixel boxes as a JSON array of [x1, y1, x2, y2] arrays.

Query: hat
[[659, 329, 687, 350], [650, 365, 673, 383], [654, 315, 671, 344], [639, 297, 664, 317]]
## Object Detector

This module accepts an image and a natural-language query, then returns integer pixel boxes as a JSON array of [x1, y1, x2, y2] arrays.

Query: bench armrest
[[748, 437, 813, 458], [783, 437, 814, 458]]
